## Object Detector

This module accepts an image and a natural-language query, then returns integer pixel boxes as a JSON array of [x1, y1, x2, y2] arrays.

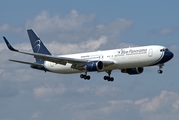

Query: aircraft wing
[[3, 37, 114, 68]]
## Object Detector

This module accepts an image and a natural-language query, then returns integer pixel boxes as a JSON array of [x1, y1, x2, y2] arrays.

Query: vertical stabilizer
[[27, 29, 51, 63]]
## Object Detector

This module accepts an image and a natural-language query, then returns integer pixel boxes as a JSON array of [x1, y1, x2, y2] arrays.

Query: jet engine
[[86, 61, 104, 71], [121, 67, 144, 75]]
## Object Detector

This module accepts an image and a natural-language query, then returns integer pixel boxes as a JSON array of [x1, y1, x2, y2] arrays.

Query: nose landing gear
[[158, 64, 164, 74]]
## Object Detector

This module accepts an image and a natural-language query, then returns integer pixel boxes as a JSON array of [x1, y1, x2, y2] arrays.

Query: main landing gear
[[80, 71, 90, 80], [157, 64, 163, 74], [80, 70, 114, 81], [80, 74, 90, 80], [104, 70, 114, 82]]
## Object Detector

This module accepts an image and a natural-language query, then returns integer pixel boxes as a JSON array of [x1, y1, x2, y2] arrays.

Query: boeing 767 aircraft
[[3, 29, 174, 81]]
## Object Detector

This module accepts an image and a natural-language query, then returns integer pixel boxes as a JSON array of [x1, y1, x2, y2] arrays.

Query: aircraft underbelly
[[44, 61, 81, 74]]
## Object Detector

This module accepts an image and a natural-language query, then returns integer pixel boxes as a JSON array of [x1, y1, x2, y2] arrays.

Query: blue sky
[[0, 0, 179, 120]]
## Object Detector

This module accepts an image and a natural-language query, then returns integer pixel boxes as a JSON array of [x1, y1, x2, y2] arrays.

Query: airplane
[[3, 29, 174, 82]]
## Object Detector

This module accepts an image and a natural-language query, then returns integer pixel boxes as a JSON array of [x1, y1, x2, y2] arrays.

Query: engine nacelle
[[121, 67, 144, 75], [86, 61, 104, 71]]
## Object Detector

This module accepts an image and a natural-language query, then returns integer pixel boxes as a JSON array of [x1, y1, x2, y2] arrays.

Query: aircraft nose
[[166, 51, 174, 60], [157, 50, 174, 64], [164, 51, 174, 62]]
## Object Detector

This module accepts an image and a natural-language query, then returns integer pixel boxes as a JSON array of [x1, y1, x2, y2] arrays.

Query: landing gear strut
[[80, 71, 90, 80], [104, 70, 114, 82], [158, 64, 163, 74]]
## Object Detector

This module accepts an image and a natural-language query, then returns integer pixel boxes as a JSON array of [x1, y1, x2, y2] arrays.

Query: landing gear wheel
[[109, 77, 114, 82], [104, 76, 109, 80], [103, 76, 114, 82], [80, 74, 84, 78], [86, 75, 90, 80], [158, 70, 163, 74], [80, 74, 90, 80]]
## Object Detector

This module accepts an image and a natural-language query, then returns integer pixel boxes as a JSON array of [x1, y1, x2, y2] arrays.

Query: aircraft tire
[[158, 70, 163, 74], [87, 76, 90, 80], [104, 76, 114, 82], [82, 75, 90, 80], [80, 74, 84, 78], [110, 77, 114, 81]]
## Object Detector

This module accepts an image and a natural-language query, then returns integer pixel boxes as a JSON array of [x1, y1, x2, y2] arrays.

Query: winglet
[[3, 37, 19, 52]]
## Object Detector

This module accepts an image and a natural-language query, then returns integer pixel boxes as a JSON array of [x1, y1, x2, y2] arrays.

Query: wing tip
[[3, 36, 18, 52]]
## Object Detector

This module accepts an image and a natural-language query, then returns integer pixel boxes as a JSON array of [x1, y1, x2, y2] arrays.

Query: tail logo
[[33, 40, 41, 53]]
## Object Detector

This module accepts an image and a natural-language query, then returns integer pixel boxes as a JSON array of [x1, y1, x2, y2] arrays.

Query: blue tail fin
[[27, 29, 51, 63]]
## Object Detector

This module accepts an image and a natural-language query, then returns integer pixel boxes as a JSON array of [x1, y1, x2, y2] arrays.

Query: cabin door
[[148, 49, 153, 57]]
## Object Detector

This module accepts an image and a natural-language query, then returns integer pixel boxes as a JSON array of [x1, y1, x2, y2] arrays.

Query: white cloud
[[0, 10, 133, 55], [31, 111, 41, 119], [139, 90, 179, 113], [47, 35, 107, 54], [66, 99, 135, 120], [159, 27, 174, 34], [76, 85, 121, 97], [0, 24, 11, 32], [24, 10, 133, 48], [0, 43, 7, 52], [1, 9, 133, 51], [169, 45, 179, 53], [172, 100, 179, 110], [77, 86, 91, 94], [26, 10, 95, 33], [1, 68, 34, 82], [0, 24, 22, 33], [33, 84, 66, 99], [95, 86, 121, 96], [63, 90, 179, 120], [62, 102, 96, 111], [96, 18, 133, 38], [116, 42, 137, 48], [135, 98, 149, 105], [148, 27, 179, 35]]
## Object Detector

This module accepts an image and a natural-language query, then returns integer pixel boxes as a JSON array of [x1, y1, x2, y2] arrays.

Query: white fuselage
[[44, 45, 165, 74]]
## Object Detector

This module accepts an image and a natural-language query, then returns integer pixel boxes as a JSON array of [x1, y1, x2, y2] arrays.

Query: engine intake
[[86, 61, 104, 71], [121, 67, 144, 75]]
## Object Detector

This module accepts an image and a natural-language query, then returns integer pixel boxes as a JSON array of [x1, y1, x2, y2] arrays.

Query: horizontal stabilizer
[[9, 59, 43, 66]]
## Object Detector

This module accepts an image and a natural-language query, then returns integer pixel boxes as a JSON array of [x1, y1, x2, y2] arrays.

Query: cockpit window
[[160, 48, 169, 52], [165, 48, 169, 51]]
